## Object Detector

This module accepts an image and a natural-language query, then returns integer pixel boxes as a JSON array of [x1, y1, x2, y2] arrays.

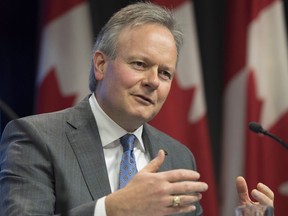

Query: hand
[[105, 150, 208, 216], [236, 176, 274, 207]]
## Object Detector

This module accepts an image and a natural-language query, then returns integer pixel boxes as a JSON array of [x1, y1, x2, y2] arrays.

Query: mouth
[[134, 94, 155, 105]]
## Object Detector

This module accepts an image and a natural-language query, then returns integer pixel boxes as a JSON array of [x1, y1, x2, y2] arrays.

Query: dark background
[[1, 0, 288, 185]]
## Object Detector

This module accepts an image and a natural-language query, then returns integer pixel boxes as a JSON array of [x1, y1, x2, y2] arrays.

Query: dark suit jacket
[[0, 97, 203, 216]]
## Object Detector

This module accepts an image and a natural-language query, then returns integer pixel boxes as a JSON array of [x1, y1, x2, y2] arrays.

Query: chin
[[142, 113, 157, 123], [131, 113, 154, 124], [129, 107, 158, 122]]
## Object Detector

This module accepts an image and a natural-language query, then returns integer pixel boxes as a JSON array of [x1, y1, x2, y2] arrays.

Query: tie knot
[[120, 134, 136, 152]]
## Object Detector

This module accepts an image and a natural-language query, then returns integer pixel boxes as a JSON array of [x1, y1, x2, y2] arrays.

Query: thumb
[[236, 176, 252, 205], [141, 149, 165, 173]]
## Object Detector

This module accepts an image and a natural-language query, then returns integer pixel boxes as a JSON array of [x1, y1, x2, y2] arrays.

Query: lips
[[134, 94, 155, 105]]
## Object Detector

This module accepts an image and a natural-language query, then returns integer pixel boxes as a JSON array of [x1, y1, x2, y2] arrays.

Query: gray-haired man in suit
[[0, 2, 274, 216]]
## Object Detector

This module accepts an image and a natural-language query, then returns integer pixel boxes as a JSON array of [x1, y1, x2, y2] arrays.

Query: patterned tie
[[118, 134, 138, 189]]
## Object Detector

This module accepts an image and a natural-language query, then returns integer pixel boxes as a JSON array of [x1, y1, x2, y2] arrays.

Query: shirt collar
[[89, 93, 145, 152]]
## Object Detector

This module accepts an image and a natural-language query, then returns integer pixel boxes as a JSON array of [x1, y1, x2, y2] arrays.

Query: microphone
[[248, 121, 288, 149]]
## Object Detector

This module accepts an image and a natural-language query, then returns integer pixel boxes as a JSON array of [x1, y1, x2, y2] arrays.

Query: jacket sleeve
[[0, 120, 96, 216]]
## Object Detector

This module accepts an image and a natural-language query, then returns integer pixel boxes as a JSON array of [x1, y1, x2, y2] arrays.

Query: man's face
[[94, 23, 177, 131]]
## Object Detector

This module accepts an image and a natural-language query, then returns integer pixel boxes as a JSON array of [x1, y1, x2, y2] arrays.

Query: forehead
[[116, 24, 177, 65], [117, 23, 176, 45]]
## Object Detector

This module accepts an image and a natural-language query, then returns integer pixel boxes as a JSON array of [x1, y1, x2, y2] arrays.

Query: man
[[0, 2, 273, 216]]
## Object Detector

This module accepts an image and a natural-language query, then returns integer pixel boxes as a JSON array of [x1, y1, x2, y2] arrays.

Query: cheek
[[118, 72, 140, 89], [104, 66, 128, 89], [111, 64, 137, 86], [158, 84, 171, 102]]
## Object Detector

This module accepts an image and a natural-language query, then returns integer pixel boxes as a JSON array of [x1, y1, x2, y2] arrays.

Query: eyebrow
[[126, 55, 176, 72]]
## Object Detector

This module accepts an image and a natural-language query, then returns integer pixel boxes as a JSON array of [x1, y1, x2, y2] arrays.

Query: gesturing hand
[[106, 150, 208, 216], [236, 176, 274, 207]]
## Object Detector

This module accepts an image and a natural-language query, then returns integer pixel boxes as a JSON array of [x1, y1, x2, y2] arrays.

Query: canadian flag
[[35, 0, 92, 113], [221, 0, 288, 215], [150, 0, 219, 215]]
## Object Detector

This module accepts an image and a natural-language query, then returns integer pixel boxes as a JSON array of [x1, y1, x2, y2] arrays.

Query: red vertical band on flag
[[42, 0, 86, 25], [223, 0, 248, 87], [152, 0, 186, 8]]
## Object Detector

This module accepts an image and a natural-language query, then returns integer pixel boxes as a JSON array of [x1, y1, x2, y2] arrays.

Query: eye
[[131, 61, 146, 70], [159, 70, 172, 80]]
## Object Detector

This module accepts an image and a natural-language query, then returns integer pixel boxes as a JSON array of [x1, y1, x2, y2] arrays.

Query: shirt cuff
[[94, 196, 107, 216]]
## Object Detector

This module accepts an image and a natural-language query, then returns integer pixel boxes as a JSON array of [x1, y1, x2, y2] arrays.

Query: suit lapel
[[142, 124, 171, 172], [65, 98, 111, 200]]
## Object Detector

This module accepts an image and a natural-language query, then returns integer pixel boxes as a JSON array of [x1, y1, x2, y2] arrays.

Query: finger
[[251, 189, 273, 206], [160, 169, 200, 182], [173, 194, 203, 207], [164, 194, 200, 215], [140, 149, 165, 173], [163, 196, 197, 215], [164, 204, 196, 216], [256, 183, 274, 201], [169, 181, 208, 195], [236, 176, 252, 204]]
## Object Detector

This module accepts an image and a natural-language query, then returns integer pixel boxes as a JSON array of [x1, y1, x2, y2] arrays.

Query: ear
[[93, 51, 108, 81]]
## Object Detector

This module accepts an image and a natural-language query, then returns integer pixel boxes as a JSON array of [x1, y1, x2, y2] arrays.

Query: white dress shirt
[[89, 94, 150, 216]]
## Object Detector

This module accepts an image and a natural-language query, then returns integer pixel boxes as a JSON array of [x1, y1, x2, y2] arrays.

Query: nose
[[142, 68, 160, 90]]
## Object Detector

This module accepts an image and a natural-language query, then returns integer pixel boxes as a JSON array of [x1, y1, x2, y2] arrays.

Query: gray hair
[[89, 2, 183, 92]]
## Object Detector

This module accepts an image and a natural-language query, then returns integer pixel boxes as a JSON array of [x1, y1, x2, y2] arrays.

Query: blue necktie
[[118, 134, 138, 189]]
